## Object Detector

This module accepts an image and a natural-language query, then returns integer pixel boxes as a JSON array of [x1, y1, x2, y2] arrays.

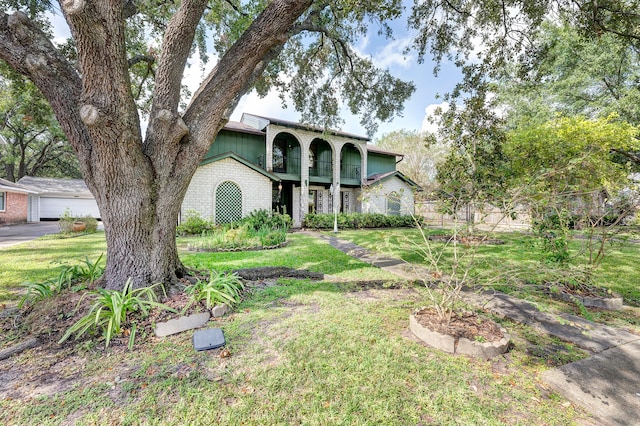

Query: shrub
[[18, 254, 105, 308], [302, 213, 421, 229], [177, 210, 215, 236], [58, 209, 99, 234], [241, 209, 292, 231]]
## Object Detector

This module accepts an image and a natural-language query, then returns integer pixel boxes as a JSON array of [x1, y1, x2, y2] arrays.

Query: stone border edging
[[554, 291, 624, 310], [409, 314, 510, 359]]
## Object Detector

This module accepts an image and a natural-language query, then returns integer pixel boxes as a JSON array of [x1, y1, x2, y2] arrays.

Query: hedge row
[[303, 213, 422, 229]]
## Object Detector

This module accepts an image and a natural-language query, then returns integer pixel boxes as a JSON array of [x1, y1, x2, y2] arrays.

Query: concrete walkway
[[306, 231, 640, 426]]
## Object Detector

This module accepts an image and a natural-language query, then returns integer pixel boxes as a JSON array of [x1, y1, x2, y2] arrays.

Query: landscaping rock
[[211, 304, 228, 318], [154, 312, 210, 337]]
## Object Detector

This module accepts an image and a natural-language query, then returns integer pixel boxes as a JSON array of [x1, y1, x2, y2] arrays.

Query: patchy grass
[[0, 228, 619, 424], [1, 281, 592, 425], [336, 228, 640, 305]]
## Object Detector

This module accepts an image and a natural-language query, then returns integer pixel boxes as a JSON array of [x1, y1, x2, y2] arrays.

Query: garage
[[39, 196, 101, 220], [17, 176, 101, 221]]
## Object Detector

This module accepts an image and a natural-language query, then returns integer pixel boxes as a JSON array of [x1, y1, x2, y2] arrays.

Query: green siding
[[203, 130, 266, 167], [367, 152, 396, 176]]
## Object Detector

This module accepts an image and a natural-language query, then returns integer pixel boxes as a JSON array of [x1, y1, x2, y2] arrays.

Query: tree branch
[[611, 148, 640, 165], [0, 12, 91, 175], [150, 0, 208, 114]]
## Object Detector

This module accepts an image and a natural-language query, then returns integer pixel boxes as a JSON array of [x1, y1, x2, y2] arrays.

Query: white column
[[299, 135, 310, 225], [265, 126, 274, 172]]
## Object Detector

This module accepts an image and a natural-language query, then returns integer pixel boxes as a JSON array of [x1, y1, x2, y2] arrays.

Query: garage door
[[40, 197, 101, 220]]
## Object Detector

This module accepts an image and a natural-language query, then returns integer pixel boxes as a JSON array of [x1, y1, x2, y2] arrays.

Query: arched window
[[215, 181, 242, 224]]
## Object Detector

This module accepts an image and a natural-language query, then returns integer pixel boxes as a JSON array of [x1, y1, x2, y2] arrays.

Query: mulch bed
[[427, 235, 505, 245], [413, 308, 505, 342]]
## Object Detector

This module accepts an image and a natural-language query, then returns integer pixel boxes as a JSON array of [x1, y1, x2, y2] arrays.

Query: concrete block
[[409, 314, 455, 353], [155, 312, 211, 337], [211, 304, 228, 318]]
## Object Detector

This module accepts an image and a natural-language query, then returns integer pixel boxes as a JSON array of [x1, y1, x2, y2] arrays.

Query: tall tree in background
[[498, 23, 640, 129], [0, 1, 414, 290], [409, 0, 639, 215], [374, 129, 447, 190], [0, 66, 80, 181]]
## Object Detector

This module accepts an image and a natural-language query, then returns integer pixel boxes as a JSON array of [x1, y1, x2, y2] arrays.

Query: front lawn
[[0, 229, 619, 424]]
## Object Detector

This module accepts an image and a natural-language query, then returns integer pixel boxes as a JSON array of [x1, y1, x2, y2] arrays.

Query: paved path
[[0, 222, 60, 249], [306, 231, 640, 426]]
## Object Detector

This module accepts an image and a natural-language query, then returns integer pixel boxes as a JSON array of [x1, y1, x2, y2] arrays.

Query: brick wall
[[0, 191, 28, 224], [181, 157, 273, 223]]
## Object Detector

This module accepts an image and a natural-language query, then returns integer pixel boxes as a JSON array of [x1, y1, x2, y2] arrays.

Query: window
[[308, 190, 317, 214], [273, 140, 286, 172], [387, 192, 401, 216], [215, 181, 242, 224], [340, 191, 350, 213], [0, 192, 5, 211]]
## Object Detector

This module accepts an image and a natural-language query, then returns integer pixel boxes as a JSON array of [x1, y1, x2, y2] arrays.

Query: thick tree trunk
[[0, 1, 313, 291]]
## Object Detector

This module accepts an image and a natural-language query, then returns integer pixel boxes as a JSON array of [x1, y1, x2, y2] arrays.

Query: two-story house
[[181, 113, 420, 227]]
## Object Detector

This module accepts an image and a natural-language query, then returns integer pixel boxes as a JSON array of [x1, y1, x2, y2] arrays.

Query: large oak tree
[[0, 0, 413, 290]]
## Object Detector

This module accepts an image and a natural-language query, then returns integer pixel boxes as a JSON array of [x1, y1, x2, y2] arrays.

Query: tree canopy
[[0, 0, 415, 290], [0, 64, 80, 181]]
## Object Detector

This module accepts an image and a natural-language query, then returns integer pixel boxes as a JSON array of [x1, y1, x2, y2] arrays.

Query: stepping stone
[[193, 328, 226, 351], [154, 312, 211, 337]]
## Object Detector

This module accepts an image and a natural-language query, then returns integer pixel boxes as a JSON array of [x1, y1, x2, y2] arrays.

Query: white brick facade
[[181, 157, 273, 222], [363, 177, 415, 216]]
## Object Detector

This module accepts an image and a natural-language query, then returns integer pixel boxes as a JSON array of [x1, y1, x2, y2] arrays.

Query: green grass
[[180, 233, 400, 282], [336, 227, 640, 307], [1, 279, 589, 425], [0, 228, 626, 424], [0, 232, 107, 303]]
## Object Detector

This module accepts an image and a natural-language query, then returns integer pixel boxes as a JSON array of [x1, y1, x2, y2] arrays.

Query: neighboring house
[[17, 176, 101, 221], [182, 113, 420, 227], [0, 178, 37, 225]]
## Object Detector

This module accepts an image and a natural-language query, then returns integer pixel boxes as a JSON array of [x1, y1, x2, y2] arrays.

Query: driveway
[[0, 222, 62, 249]]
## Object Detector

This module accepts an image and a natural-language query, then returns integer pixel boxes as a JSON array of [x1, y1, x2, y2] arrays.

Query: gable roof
[[199, 152, 281, 182], [0, 178, 38, 194], [17, 176, 92, 195], [241, 113, 370, 142], [366, 171, 422, 190], [366, 145, 404, 158], [222, 121, 266, 136]]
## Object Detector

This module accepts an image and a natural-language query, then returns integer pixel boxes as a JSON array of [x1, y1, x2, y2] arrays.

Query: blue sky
[[49, 2, 462, 141], [226, 4, 462, 140]]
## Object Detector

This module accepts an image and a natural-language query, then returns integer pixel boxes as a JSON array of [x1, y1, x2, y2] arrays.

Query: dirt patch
[[413, 308, 505, 342], [346, 288, 421, 302], [428, 235, 505, 245], [233, 266, 324, 281]]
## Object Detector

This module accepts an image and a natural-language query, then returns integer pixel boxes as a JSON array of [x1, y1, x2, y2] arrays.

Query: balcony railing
[[309, 160, 332, 177], [272, 155, 301, 174], [340, 163, 361, 180]]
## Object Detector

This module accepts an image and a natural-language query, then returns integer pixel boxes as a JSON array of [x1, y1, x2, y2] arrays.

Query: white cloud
[[421, 101, 449, 133], [371, 36, 415, 69]]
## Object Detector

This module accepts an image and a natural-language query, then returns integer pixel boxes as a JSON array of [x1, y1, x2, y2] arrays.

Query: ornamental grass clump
[[59, 279, 175, 349], [186, 270, 245, 310]]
